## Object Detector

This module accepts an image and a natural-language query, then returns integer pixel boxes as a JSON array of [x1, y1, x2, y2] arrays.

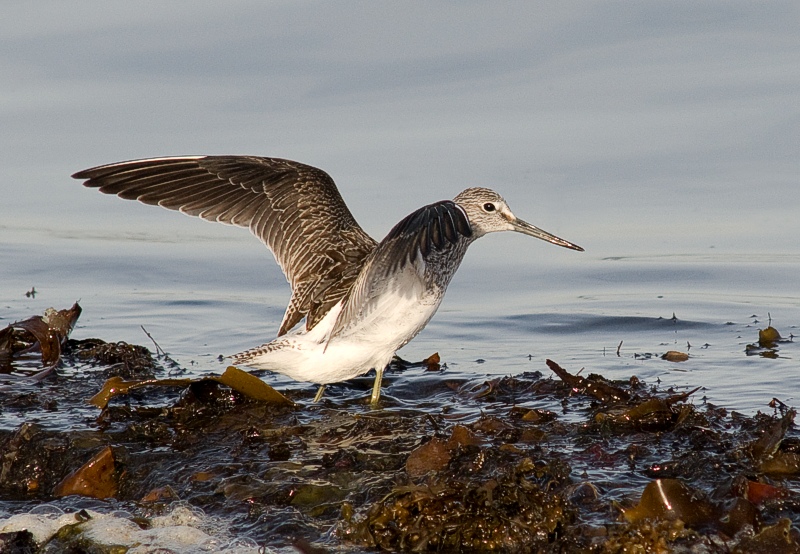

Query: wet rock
[[741, 478, 791, 506], [406, 438, 451, 477], [592, 387, 700, 434], [547, 358, 630, 402], [759, 326, 782, 346], [0, 529, 37, 553], [0, 303, 81, 368], [750, 409, 795, 460], [733, 518, 800, 554], [68, 338, 157, 379], [600, 518, 693, 553], [0, 423, 71, 498], [720, 497, 760, 537], [661, 350, 689, 362], [622, 478, 720, 528], [346, 446, 573, 552], [54, 445, 121, 500]]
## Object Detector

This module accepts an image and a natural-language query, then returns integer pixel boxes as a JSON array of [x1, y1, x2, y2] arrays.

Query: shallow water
[[3, 219, 798, 421], [2, 193, 799, 552]]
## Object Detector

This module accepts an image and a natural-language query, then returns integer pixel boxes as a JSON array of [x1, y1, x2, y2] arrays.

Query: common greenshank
[[74, 156, 583, 405]]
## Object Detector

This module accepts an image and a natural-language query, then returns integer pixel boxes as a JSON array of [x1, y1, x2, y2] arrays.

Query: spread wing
[[328, 200, 472, 340], [73, 156, 378, 335]]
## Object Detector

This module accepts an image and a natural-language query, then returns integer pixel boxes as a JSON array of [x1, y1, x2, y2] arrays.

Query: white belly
[[234, 286, 443, 385]]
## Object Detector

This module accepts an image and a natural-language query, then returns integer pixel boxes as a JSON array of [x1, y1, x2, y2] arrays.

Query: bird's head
[[453, 187, 583, 251]]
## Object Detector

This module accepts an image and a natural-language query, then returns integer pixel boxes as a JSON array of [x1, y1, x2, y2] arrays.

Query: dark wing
[[73, 156, 378, 335], [377, 200, 472, 275], [328, 200, 472, 339]]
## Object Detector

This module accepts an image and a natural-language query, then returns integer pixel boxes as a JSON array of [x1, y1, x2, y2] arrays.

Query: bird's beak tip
[[511, 218, 583, 252]]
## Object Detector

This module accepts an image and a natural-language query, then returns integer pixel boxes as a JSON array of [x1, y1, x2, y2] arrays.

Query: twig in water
[[141, 325, 167, 357], [616, 341, 623, 357]]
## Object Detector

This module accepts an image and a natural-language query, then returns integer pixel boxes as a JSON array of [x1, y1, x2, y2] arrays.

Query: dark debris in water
[[67, 338, 157, 380], [0, 303, 81, 374], [1, 307, 800, 552], [746, 325, 794, 359]]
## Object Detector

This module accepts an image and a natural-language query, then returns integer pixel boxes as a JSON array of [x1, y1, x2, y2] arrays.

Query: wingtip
[[71, 156, 210, 182]]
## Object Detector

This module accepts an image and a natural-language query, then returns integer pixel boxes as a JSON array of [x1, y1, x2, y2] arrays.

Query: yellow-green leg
[[313, 384, 326, 403], [370, 368, 384, 406]]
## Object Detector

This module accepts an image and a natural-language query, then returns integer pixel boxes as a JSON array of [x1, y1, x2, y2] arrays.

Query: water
[[3, 217, 798, 418]]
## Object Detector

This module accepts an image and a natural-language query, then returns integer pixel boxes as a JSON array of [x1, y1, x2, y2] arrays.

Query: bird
[[73, 156, 583, 405]]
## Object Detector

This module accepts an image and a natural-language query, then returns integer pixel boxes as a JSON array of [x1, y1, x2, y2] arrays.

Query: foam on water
[[0, 503, 263, 554]]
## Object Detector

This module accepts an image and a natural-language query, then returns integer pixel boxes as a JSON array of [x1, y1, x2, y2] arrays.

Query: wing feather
[[73, 155, 377, 335], [328, 200, 472, 339]]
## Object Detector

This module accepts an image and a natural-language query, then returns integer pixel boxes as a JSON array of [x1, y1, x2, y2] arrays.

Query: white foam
[[0, 511, 78, 545], [0, 505, 263, 553]]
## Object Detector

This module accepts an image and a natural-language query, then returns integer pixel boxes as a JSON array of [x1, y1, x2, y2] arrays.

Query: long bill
[[510, 218, 584, 252]]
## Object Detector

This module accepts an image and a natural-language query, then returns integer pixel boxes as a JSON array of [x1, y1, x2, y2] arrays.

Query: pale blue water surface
[[2, 1, 799, 417], [3, 217, 799, 418]]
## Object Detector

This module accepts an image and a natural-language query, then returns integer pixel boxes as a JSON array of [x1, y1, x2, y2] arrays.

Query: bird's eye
[[483, 203, 496, 212]]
